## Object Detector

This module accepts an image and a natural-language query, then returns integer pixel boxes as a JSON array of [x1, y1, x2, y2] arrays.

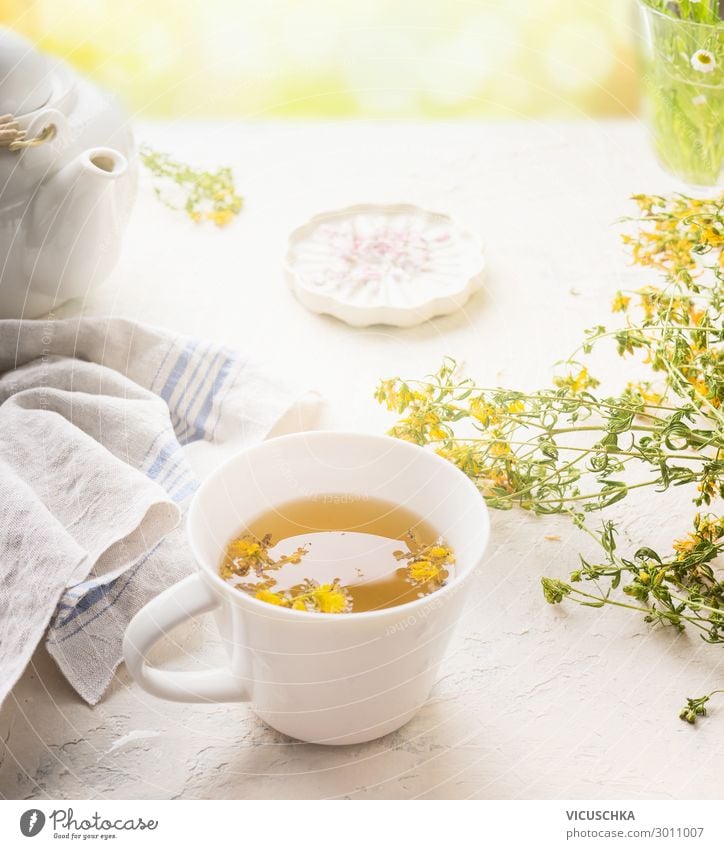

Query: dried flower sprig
[[376, 356, 720, 516], [376, 192, 723, 720], [540, 513, 724, 641], [221, 527, 453, 613], [393, 531, 455, 589], [220, 533, 308, 581], [252, 578, 353, 614], [140, 145, 243, 226], [221, 533, 352, 613], [679, 689, 723, 724]]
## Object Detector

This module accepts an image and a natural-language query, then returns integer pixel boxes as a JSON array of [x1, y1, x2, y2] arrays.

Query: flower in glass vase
[[635, 0, 723, 187]]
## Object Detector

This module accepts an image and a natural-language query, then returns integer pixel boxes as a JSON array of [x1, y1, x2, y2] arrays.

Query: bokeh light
[[1, 0, 639, 118]]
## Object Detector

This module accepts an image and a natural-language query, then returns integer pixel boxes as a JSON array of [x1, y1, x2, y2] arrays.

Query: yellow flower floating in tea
[[392, 532, 454, 589], [219, 528, 454, 614], [223, 533, 307, 576]]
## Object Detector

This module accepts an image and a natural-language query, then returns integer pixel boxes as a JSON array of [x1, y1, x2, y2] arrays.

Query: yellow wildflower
[[626, 381, 663, 406], [507, 399, 525, 415], [221, 533, 308, 582], [140, 146, 242, 227], [689, 306, 706, 326], [639, 288, 660, 318], [612, 292, 631, 312], [702, 226, 723, 248], [572, 367, 595, 393], [435, 444, 487, 478], [672, 514, 723, 559], [228, 537, 262, 559], [699, 478, 716, 499], [673, 535, 697, 557], [480, 469, 513, 496], [285, 579, 352, 614], [255, 589, 289, 607], [469, 397, 500, 426], [690, 378, 710, 400], [696, 515, 723, 542], [554, 367, 599, 395], [409, 559, 443, 584], [623, 195, 723, 274], [489, 440, 511, 458], [311, 583, 352, 614], [209, 209, 234, 227], [375, 379, 415, 412]]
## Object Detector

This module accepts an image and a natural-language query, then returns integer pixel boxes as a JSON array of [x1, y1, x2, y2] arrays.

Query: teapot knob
[[17, 109, 68, 171]]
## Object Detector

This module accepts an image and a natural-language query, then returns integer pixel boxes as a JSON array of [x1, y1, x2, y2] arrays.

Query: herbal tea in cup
[[124, 432, 490, 744], [219, 495, 455, 613]]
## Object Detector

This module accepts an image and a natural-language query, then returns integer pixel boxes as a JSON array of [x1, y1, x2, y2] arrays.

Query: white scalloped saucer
[[284, 203, 485, 327]]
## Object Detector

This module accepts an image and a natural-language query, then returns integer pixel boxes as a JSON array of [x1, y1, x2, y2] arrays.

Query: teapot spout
[[27, 147, 130, 300]]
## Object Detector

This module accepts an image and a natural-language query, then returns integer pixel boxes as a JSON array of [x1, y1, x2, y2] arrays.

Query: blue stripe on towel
[[171, 479, 199, 503], [156, 452, 188, 487], [140, 430, 165, 468], [48, 340, 235, 642], [49, 542, 163, 636], [160, 462, 191, 497], [146, 440, 181, 481], [170, 342, 213, 431], [175, 349, 223, 443], [53, 583, 112, 627], [159, 339, 197, 403], [47, 339, 238, 648], [180, 352, 235, 445]]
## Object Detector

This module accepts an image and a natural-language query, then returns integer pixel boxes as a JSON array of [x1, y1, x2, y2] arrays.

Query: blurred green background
[[1, 0, 639, 118]]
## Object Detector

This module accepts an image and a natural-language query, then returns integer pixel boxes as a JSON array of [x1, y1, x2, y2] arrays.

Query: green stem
[[410, 380, 682, 413], [550, 425, 658, 437], [668, 594, 724, 617], [565, 587, 714, 634], [436, 436, 703, 462], [532, 479, 665, 506]]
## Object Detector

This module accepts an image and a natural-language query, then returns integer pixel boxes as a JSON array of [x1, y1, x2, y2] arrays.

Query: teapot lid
[[0, 28, 52, 116]]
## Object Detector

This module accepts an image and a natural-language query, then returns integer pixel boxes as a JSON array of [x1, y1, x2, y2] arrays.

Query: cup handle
[[123, 573, 249, 703]]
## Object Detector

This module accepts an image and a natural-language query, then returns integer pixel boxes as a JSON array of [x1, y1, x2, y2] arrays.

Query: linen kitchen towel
[[0, 317, 317, 706]]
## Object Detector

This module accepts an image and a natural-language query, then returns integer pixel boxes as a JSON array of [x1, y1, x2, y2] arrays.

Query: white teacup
[[123, 431, 490, 745]]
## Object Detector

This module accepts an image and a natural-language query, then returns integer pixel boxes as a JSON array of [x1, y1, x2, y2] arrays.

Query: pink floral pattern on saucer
[[285, 203, 485, 327]]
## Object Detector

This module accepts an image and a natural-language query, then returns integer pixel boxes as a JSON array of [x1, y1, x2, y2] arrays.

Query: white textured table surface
[[1, 121, 722, 800]]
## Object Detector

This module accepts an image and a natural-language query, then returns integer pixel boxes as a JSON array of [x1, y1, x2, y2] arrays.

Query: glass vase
[[635, 1, 723, 188]]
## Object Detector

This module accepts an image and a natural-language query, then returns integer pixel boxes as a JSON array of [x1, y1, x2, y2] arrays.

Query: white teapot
[[0, 29, 137, 318]]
